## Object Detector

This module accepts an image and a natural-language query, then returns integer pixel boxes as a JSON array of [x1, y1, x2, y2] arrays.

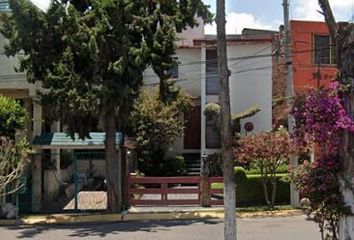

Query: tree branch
[[318, 0, 338, 40]]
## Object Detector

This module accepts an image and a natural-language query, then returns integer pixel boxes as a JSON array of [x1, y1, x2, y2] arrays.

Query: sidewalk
[[0, 206, 305, 226]]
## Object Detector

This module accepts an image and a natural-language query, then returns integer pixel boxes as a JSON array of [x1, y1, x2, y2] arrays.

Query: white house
[[145, 25, 275, 164]]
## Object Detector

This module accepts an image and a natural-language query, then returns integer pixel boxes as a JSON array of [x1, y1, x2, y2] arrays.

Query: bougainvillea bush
[[291, 81, 354, 240]]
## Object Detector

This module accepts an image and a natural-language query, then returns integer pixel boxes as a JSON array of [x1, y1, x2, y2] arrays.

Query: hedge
[[212, 167, 290, 207]]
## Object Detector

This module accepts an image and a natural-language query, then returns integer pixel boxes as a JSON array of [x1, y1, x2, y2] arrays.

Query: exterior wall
[[177, 18, 204, 48], [143, 48, 202, 155], [201, 42, 273, 155], [291, 20, 337, 92], [229, 43, 273, 133], [0, 32, 29, 92]]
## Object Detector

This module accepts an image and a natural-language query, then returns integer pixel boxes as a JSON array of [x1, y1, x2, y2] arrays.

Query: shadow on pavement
[[4, 219, 222, 239]]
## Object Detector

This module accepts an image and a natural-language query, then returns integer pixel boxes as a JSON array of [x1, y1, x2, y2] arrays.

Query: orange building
[[291, 20, 337, 92]]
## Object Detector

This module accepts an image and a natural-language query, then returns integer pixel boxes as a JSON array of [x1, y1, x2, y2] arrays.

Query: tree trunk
[[318, 1, 354, 239], [271, 175, 277, 209], [105, 107, 122, 213], [216, 0, 237, 239], [261, 177, 271, 208]]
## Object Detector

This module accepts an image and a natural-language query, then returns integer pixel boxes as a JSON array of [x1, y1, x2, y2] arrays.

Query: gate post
[[200, 154, 210, 207]]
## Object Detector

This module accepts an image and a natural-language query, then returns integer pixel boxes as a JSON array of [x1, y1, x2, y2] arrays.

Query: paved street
[[0, 215, 320, 240]]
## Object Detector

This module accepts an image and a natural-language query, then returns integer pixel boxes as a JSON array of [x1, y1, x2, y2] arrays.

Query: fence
[[127, 175, 224, 206], [32, 151, 107, 213]]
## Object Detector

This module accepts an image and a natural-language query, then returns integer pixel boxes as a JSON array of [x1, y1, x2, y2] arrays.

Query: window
[[205, 116, 221, 148], [313, 35, 336, 65], [206, 49, 219, 95]]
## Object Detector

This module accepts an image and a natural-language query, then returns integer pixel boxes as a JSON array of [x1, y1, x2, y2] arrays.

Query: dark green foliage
[[235, 174, 290, 207], [164, 155, 187, 177], [212, 168, 290, 207], [130, 88, 191, 175], [244, 163, 288, 175], [234, 166, 247, 182], [208, 153, 223, 177], [0, 96, 27, 138], [1, 0, 212, 138]]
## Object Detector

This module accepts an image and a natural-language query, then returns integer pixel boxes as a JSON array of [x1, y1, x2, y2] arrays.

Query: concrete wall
[[201, 42, 273, 155], [290, 20, 337, 92], [0, 32, 29, 90], [143, 47, 202, 156], [177, 18, 204, 48], [228, 43, 273, 133]]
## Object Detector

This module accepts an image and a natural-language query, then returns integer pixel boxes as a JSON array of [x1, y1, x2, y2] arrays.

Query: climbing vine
[[291, 81, 354, 240]]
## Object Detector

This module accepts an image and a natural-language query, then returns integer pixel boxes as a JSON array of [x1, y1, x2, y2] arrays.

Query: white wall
[[143, 48, 202, 98], [228, 43, 273, 133], [177, 18, 204, 48], [201, 42, 273, 154], [0, 32, 28, 90]]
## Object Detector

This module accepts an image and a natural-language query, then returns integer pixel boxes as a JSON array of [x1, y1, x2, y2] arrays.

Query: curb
[[0, 209, 305, 226]]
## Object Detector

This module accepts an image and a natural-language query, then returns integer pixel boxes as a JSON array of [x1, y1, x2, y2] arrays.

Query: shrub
[[213, 171, 290, 207], [0, 96, 27, 138], [130, 88, 191, 175], [208, 153, 223, 176], [234, 166, 247, 182], [164, 155, 187, 176], [235, 130, 293, 209], [236, 174, 290, 206]]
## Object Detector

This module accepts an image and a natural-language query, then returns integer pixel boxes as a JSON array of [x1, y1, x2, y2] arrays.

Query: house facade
[[145, 26, 275, 159], [291, 20, 337, 92]]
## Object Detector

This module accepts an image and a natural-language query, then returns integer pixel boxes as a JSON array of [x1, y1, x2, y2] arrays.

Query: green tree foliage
[[1, 0, 211, 212], [129, 88, 190, 175], [0, 96, 27, 138]]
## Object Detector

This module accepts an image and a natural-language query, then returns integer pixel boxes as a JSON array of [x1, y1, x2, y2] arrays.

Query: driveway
[[1, 215, 320, 240]]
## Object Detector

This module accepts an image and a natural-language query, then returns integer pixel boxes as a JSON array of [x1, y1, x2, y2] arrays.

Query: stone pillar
[[51, 121, 61, 180], [32, 153, 42, 212], [32, 102, 42, 212]]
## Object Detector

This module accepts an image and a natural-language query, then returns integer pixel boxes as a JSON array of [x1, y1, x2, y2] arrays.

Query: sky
[[30, 0, 354, 34]]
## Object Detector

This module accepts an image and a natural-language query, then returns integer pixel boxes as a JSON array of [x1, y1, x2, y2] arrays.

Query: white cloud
[[205, 12, 275, 35], [292, 0, 353, 22]]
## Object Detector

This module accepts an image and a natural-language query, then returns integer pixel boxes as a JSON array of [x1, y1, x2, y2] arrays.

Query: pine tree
[[1, 0, 211, 213]]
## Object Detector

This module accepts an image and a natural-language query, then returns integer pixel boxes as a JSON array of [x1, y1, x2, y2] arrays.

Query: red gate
[[127, 175, 224, 206]]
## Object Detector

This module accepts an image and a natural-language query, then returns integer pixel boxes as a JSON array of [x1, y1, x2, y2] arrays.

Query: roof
[[193, 34, 274, 46], [33, 132, 123, 149]]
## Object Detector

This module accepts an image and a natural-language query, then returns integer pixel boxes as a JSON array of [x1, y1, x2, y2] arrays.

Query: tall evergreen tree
[[0, 0, 211, 212]]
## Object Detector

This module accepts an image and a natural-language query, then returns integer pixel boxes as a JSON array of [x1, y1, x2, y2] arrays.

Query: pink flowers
[[291, 81, 352, 218]]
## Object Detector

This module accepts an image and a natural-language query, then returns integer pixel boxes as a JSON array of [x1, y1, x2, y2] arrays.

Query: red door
[[184, 106, 201, 149]]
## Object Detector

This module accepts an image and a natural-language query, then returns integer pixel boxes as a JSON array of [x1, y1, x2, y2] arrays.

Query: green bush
[[244, 163, 288, 175], [236, 174, 290, 206], [213, 168, 290, 207], [234, 166, 247, 182], [164, 155, 187, 176], [208, 153, 223, 176]]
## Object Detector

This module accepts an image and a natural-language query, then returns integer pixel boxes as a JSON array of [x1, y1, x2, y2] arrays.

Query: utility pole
[[216, 0, 237, 239], [282, 0, 300, 206]]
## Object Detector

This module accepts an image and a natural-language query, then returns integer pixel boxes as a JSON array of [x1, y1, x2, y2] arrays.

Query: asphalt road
[[0, 215, 320, 240]]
